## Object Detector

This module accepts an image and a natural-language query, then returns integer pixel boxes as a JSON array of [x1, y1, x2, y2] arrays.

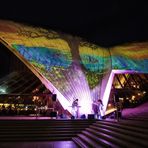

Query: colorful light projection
[[0, 20, 148, 116], [110, 43, 148, 73], [79, 42, 112, 115], [10, 42, 111, 115], [102, 44, 148, 115], [0, 20, 112, 115]]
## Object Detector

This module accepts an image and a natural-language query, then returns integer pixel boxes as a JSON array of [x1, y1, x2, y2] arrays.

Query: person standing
[[115, 101, 123, 121], [72, 99, 79, 119], [97, 99, 103, 119]]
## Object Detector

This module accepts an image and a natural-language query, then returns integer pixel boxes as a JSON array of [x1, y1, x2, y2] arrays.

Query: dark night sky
[[0, 0, 148, 46], [0, 0, 148, 78]]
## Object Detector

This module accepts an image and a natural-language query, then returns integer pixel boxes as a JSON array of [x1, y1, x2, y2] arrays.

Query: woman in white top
[[72, 99, 78, 118]]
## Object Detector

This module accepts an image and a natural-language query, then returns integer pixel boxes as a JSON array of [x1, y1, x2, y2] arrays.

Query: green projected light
[[111, 43, 148, 73], [0, 20, 148, 116]]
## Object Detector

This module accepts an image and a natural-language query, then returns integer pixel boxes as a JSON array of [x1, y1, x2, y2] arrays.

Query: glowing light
[[45, 106, 48, 110], [0, 88, 6, 93], [0, 20, 148, 117], [25, 106, 28, 111], [105, 108, 116, 115], [119, 98, 124, 101], [101, 71, 114, 116], [116, 86, 122, 88], [132, 95, 135, 100], [108, 103, 111, 107]]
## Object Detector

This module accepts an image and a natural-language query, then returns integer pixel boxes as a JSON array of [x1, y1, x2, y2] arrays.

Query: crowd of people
[[0, 104, 36, 116], [0, 105, 19, 116]]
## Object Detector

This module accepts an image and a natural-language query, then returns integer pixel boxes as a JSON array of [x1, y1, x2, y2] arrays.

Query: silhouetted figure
[[115, 101, 123, 121], [1, 104, 6, 115], [7, 105, 13, 115]]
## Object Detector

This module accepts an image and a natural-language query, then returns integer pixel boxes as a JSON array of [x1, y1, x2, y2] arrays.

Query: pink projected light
[[40, 65, 93, 116], [64, 68, 92, 115]]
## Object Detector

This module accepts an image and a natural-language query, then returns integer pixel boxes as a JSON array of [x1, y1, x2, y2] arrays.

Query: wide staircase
[[0, 119, 96, 142], [73, 101, 148, 147], [73, 120, 148, 147], [1, 102, 148, 147]]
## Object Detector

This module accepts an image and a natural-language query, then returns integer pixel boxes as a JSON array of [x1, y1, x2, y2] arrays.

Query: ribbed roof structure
[[0, 20, 148, 115]]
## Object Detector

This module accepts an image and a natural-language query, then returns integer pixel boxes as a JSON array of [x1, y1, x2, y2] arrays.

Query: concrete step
[[72, 137, 89, 148], [0, 136, 72, 142], [0, 128, 84, 132], [93, 123, 148, 139], [82, 130, 121, 148], [72, 120, 148, 147], [94, 121, 148, 134], [100, 120, 148, 129], [86, 127, 147, 147], [77, 133, 105, 148], [0, 119, 96, 142]]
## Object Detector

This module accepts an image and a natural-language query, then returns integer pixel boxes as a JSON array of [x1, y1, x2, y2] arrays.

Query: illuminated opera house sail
[[0, 20, 148, 116]]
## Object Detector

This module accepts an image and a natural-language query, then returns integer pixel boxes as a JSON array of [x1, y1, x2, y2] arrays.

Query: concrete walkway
[[0, 141, 78, 148], [122, 101, 148, 121]]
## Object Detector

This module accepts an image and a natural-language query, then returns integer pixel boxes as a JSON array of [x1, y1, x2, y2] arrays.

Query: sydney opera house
[[0, 20, 148, 147]]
